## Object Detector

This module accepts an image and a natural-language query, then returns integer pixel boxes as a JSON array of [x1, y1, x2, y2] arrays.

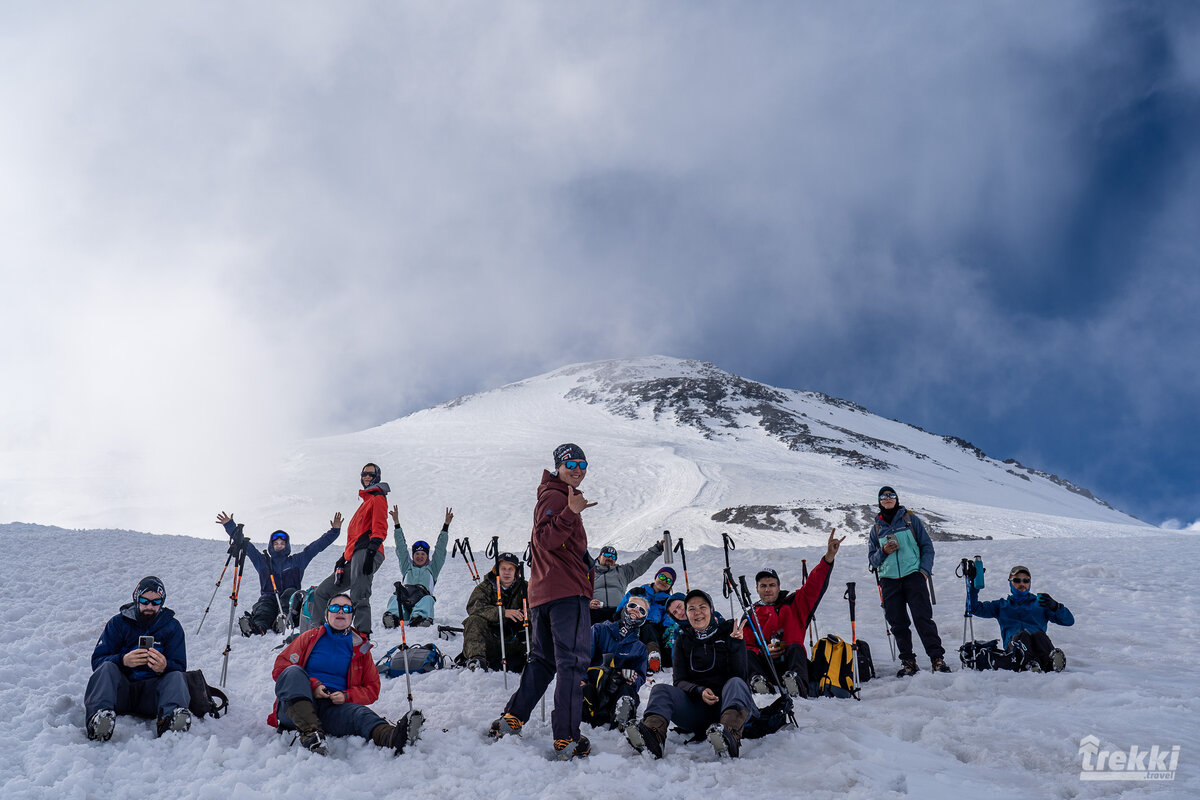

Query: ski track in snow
[[1, 523, 1196, 799]]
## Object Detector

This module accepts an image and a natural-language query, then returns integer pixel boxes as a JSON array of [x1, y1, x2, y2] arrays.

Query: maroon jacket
[[527, 470, 591, 608]]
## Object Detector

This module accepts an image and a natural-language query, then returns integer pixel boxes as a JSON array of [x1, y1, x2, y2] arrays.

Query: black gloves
[[362, 540, 382, 574], [1037, 593, 1060, 612], [654, 541, 665, 554], [964, 560, 976, 580]]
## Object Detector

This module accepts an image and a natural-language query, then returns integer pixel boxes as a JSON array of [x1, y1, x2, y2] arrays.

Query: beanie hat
[[134, 576, 166, 603], [684, 589, 713, 609], [412, 540, 430, 555], [553, 443, 587, 469], [878, 486, 898, 500], [655, 567, 677, 585]]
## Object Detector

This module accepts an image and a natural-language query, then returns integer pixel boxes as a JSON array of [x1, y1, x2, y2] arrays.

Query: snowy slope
[[2, 522, 1196, 799], [248, 357, 1149, 553]]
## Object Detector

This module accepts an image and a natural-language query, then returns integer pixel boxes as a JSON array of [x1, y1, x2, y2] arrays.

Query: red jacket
[[266, 625, 379, 727], [741, 556, 833, 657], [527, 470, 591, 608], [342, 486, 389, 563]]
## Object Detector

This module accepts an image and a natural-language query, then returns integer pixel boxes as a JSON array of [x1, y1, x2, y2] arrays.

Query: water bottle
[[973, 555, 985, 590], [662, 530, 674, 564]]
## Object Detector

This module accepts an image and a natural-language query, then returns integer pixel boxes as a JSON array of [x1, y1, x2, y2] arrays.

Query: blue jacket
[[867, 507, 935, 579], [590, 620, 649, 690], [91, 603, 187, 682], [224, 520, 339, 598], [617, 583, 673, 626], [968, 584, 1075, 649]]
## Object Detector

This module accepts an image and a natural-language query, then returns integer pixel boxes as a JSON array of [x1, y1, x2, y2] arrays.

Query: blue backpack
[[375, 643, 448, 678]]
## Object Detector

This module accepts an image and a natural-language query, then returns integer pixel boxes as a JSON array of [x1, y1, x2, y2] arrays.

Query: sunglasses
[[879, 493, 897, 499], [361, 471, 377, 479], [327, 603, 354, 613], [563, 460, 587, 470], [626, 604, 647, 616], [137, 597, 164, 606], [656, 574, 674, 585], [1011, 577, 1030, 585]]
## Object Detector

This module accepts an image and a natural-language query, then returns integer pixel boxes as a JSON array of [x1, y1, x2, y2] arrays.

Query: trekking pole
[[219, 527, 248, 687], [486, 536, 499, 567], [523, 596, 544, 722], [732, 574, 797, 728], [721, 533, 736, 618], [673, 537, 690, 591], [453, 537, 480, 581], [956, 557, 976, 645], [196, 549, 234, 635], [399, 617, 415, 715], [926, 572, 937, 605], [268, 571, 287, 633], [872, 568, 896, 662], [495, 573, 509, 690], [801, 558, 818, 647], [844, 582, 860, 698]]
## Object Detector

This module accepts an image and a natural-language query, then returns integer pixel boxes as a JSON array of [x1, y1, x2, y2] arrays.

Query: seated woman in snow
[[268, 593, 421, 755], [963, 564, 1074, 672], [624, 589, 755, 760]]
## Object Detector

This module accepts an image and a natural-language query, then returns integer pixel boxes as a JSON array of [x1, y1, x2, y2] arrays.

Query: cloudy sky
[[2, 2, 1197, 530]]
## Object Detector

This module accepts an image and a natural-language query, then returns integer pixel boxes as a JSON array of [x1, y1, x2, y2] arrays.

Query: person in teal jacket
[[966, 564, 1074, 672], [866, 486, 949, 676], [383, 507, 453, 628]]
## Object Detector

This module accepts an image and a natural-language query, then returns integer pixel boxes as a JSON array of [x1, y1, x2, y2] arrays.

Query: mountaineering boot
[[612, 695, 636, 728], [553, 735, 591, 760], [707, 706, 748, 759], [931, 657, 952, 673], [781, 671, 802, 698], [896, 658, 919, 677], [238, 614, 254, 637], [156, 708, 192, 737], [409, 616, 432, 628], [273, 614, 287, 634], [371, 712, 418, 755], [465, 658, 487, 672], [87, 709, 116, 741], [626, 714, 667, 758], [749, 674, 772, 694], [299, 729, 328, 755], [488, 712, 523, 739], [1050, 648, 1067, 672], [284, 698, 326, 754]]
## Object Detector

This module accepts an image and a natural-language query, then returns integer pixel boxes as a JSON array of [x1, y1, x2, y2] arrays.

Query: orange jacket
[[266, 624, 379, 727], [342, 487, 390, 563]]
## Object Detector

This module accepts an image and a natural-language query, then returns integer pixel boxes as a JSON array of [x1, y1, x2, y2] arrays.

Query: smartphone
[[138, 635, 154, 650], [886, 534, 898, 547]]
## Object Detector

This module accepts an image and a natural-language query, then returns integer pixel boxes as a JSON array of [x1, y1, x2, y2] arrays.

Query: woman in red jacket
[[269, 593, 419, 755]]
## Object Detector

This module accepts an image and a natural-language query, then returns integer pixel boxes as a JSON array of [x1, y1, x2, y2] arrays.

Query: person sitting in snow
[[743, 528, 844, 698], [625, 589, 755, 760], [269, 592, 420, 755], [460, 551, 529, 672], [590, 538, 666, 624], [964, 564, 1074, 672], [659, 593, 687, 669], [616, 566, 678, 671], [383, 506, 453, 629], [215, 511, 341, 637], [85, 576, 190, 741], [585, 594, 650, 729]]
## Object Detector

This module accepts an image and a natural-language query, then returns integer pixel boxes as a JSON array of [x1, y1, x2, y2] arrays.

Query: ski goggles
[[270, 532, 288, 542], [655, 572, 675, 585], [562, 460, 587, 470], [327, 603, 354, 613], [412, 541, 430, 553], [137, 597, 164, 606]]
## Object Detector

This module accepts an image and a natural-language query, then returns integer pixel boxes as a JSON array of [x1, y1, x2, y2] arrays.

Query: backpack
[[393, 582, 432, 619], [742, 694, 794, 739], [375, 643, 448, 678], [856, 639, 876, 683], [293, 586, 318, 627], [959, 639, 1004, 671], [184, 670, 228, 719], [809, 635, 859, 699], [582, 655, 624, 727]]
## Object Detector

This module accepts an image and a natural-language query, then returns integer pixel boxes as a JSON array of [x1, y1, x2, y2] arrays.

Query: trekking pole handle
[[523, 542, 533, 566], [844, 582, 856, 621], [801, 558, 809, 584], [737, 574, 754, 607], [485, 536, 498, 561], [722, 568, 735, 598]]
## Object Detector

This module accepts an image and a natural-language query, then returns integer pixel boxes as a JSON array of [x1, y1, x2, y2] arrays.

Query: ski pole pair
[[452, 536, 481, 581]]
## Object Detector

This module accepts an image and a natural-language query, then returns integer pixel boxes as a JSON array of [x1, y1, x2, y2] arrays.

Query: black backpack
[[582, 655, 624, 727], [393, 582, 432, 618], [185, 670, 228, 719], [742, 694, 795, 739]]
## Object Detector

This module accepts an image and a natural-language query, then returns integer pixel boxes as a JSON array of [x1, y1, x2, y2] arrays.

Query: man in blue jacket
[[216, 511, 342, 636], [867, 486, 950, 676], [85, 576, 190, 741], [967, 564, 1074, 672], [587, 594, 650, 728]]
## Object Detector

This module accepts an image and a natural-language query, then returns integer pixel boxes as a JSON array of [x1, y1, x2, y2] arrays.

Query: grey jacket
[[591, 542, 664, 608]]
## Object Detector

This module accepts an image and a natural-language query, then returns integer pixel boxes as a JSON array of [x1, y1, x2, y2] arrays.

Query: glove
[[1037, 593, 1060, 612], [362, 541, 381, 575], [964, 561, 976, 580], [621, 668, 639, 684], [654, 541, 665, 554]]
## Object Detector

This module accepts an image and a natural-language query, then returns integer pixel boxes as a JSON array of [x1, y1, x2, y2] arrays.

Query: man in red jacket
[[743, 529, 844, 697], [489, 443, 596, 761], [311, 463, 390, 635], [269, 592, 418, 755]]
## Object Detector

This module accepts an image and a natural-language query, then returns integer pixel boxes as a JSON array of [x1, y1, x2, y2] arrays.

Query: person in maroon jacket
[[488, 443, 597, 761], [743, 529, 844, 698], [310, 463, 390, 635]]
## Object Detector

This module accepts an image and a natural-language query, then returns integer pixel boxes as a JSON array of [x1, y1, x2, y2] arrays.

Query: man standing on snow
[[488, 443, 596, 760], [84, 576, 191, 741], [215, 511, 342, 636], [867, 486, 950, 675], [311, 463, 390, 636]]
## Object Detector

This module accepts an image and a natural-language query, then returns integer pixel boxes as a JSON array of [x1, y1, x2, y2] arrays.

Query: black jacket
[[671, 618, 747, 699]]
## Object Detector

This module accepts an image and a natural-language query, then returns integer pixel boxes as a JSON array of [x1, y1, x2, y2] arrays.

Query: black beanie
[[684, 589, 713, 609], [133, 576, 166, 604], [553, 443, 587, 469], [878, 486, 897, 501]]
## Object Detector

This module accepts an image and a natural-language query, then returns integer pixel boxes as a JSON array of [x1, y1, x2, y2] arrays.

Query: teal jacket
[[867, 507, 935, 579], [386, 523, 449, 620]]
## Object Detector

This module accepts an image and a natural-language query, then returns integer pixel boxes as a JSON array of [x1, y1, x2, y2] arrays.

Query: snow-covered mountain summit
[[257, 356, 1146, 551]]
